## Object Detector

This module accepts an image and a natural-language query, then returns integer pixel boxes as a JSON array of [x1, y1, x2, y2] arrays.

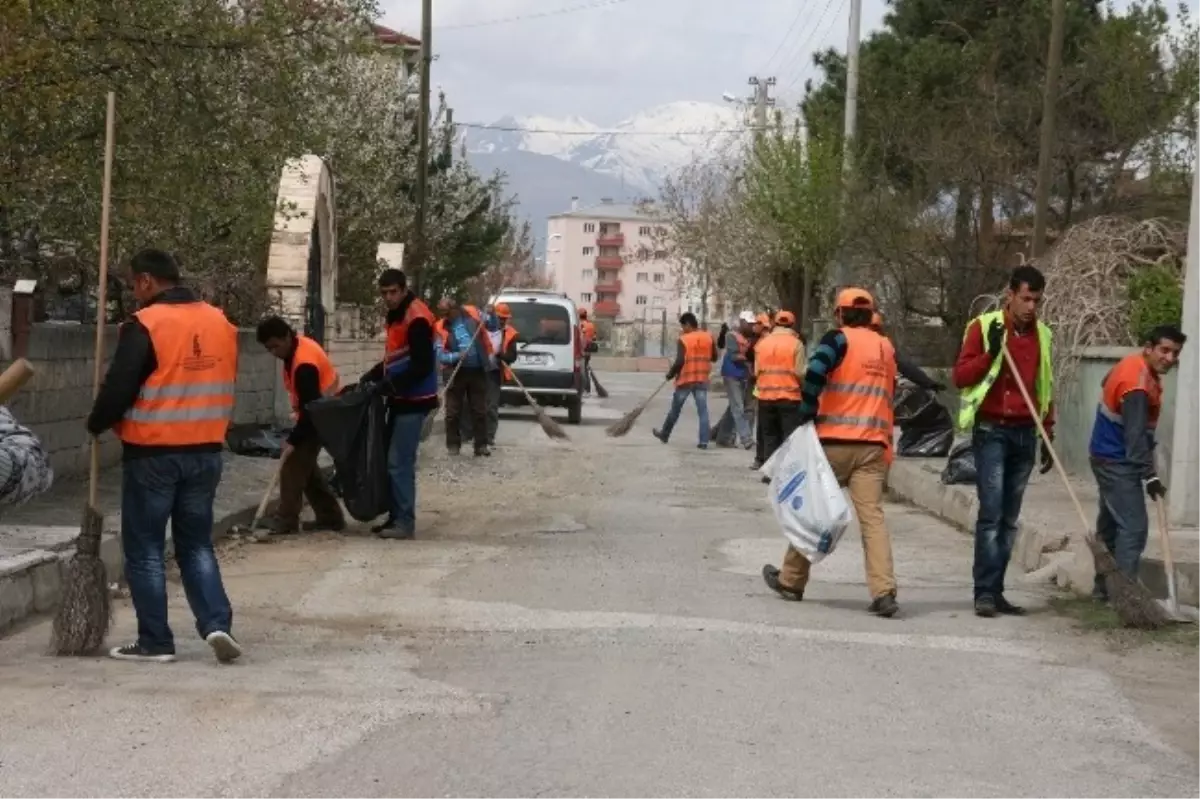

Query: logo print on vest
[[183, 332, 217, 371]]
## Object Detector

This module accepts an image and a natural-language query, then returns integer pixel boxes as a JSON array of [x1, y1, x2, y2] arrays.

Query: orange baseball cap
[[835, 287, 875, 310], [775, 310, 796, 326], [494, 303, 512, 319]]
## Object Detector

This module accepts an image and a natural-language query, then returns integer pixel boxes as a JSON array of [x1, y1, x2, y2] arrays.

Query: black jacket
[[86, 286, 226, 460], [285, 346, 322, 447], [360, 293, 437, 415]]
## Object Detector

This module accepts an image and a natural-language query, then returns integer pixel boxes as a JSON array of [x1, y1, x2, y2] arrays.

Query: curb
[[886, 459, 1199, 605]]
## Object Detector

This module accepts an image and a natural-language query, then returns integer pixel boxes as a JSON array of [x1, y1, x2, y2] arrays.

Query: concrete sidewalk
[[888, 456, 1199, 605]]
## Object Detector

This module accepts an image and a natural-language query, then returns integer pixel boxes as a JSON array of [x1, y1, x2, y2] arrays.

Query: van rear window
[[507, 303, 572, 345]]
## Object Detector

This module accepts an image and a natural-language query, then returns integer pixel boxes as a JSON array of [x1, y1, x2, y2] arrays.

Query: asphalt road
[[0, 372, 1195, 797]]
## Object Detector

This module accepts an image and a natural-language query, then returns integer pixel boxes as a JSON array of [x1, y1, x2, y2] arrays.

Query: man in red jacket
[[952, 265, 1054, 618]]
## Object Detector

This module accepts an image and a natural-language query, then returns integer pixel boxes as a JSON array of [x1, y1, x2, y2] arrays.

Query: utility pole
[[1171, 107, 1200, 527], [835, 0, 862, 289], [746, 76, 776, 135], [411, 0, 433, 293], [1031, 0, 1066, 258]]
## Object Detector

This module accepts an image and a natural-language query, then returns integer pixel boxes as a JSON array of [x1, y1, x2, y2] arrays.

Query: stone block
[[30, 560, 62, 612], [0, 571, 34, 630]]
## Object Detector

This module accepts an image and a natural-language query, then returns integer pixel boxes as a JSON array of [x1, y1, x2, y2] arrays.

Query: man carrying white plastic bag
[[761, 288, 901, 618]]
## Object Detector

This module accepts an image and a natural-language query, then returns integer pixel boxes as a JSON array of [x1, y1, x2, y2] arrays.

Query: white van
[[489, 288, 584, 424]]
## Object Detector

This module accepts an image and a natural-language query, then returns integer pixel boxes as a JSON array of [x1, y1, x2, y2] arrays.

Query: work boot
[[652, 428, 667, 443], [994, 594, 1027, 616], [974, 595, 997, 618], [302, 518, 346, 533], [761, 564, 804, 601], [868, 592, 899, 618]]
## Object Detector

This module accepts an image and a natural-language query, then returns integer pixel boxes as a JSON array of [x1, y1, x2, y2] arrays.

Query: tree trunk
[[946, 182, 975, 333]]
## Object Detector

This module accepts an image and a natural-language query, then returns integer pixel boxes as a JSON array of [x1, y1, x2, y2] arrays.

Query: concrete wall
[[1053, 346, 1178, 479], [8, 322, 280, 477]]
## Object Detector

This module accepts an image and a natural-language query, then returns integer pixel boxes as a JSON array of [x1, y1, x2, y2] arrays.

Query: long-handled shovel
[[1152, 498, 1194, 622]]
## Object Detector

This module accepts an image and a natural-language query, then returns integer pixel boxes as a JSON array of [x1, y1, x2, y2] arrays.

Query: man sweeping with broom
[[86, 249, 241, 664], [952, 265, 1054, 619]]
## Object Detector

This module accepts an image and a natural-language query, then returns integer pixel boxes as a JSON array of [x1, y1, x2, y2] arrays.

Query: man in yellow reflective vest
[[256, 316, 345, 536], [952, 265, 1054, 619]]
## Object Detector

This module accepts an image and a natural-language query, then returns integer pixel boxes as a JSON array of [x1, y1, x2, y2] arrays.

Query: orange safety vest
[[386, 297, 439, 401], [676, 329, 714, 386], [113, 301, 238, 447], [1100, 353, 1162, 426], [283, 335, 339, 417], [580, 319, 596, 347], [498, 325, 520, 381], [754, 331, 803, 401], [815, 326, 897, 460]]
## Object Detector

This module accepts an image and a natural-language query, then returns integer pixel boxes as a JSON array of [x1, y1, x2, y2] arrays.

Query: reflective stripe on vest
[[956, 311, 1053, 431], [113, 301, 238, 446], [676, 329, 714, 386], [754, 331, 802, 401], [814, 326, 895, 457], [284, 335, 340, 416]]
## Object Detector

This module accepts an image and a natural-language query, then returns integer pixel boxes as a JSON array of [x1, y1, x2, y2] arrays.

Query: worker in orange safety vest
[[86, 248, 242, 664], [436, 301, 496, 456], [483, 302, 520, 445], [762, 287, 901, 619], [753, 309, 806, 468], [255, 315, 345, 536], [652, 312, 718, 448]]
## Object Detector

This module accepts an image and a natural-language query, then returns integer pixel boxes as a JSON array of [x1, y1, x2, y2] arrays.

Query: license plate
[[518, 354, 550, 366]]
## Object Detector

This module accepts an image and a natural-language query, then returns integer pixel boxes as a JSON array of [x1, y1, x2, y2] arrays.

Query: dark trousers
[[121, 452, 232, 653], [463, 369, 503, 444], [971, 422, 1037, 599], [446, 368, 489, 450], [275, 438, 343, 529], [582, 355, 592, 393], [1090, 458, 1150, 599], [760, 400, 802, 461]]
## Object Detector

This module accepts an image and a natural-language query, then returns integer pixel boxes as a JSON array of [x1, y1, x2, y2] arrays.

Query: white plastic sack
[[760, 424, 852, 564]]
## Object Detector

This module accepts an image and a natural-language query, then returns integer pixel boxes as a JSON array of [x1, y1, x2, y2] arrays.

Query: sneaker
[[377, 524, 415, 540], [742, 441, 755, 450], [995, 595, 1027, 616], [474, 446, 491, 457], [302, 518, 346, 533], [370, 517, 395, 534], [761, 564, 804, 601], [109, 643, 175, 663], [974, 595, 997, 618], [205, 631, 242, 664], [761, 476, 771, 485], [697, 443, 708, 450], [868, 592, 899, 618], [749, 459, 763, 470], [652, 428, 667, 444]]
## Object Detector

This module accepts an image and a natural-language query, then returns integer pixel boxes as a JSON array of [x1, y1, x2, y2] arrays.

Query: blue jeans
[[388, 411, 428, 531], [1089, 458, 1149, 598], [660, 385, 710, 446], [122, 452, 231, 653], [971, 423, 1037, 599], [723, 377, 753, 446]]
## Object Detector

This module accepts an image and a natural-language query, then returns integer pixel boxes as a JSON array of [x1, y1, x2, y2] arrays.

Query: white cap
[[738, 311, 756, 324]]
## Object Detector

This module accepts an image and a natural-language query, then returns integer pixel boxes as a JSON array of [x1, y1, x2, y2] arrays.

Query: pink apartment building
[[545, 199, 685, 322]]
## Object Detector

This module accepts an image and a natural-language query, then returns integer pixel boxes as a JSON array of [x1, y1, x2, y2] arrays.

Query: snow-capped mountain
[[465, 101, 746, 196]]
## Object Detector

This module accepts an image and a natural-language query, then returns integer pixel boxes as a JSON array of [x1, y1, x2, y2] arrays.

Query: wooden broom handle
[[999, 343, 1092, 534], [89, 91, 116, 508], [0, 359, 35, 403]]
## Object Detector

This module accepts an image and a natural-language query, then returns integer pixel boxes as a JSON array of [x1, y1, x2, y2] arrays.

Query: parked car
[[489, 288, 584, 424]]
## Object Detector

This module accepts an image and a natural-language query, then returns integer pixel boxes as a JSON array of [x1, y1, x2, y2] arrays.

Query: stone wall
[[7, 322, 281, 477]]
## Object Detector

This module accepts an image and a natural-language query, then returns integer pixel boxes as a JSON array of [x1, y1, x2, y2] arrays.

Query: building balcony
[[596, 232, 624, 248], [595, 255, 624, 268], [594, 279, 622, 294], [594, 300, 621, 317]]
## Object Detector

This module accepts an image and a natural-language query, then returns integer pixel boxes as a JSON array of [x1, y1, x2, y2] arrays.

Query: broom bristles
[[590, 369, 609, 399], [1084, 534, 1170, 630], [531, 401, 570, 440], [606, 401, 648, 437], [50, 506, 112, 655]]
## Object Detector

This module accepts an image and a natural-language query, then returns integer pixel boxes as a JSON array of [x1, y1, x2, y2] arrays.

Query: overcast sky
[[378, 0, 1199, 127]]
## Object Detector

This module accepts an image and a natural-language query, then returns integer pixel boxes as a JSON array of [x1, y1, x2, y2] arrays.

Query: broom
[[588, 366, 609, 399], [1000, 344, 1168, 630], [504, 370, 569, 440], [420, 319, 485, 440], [52, 91, 117, 655], [606, 378, 670, 438]]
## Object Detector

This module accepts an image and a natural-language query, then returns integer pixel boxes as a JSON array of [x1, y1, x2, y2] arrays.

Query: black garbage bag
[[226, 423, 292, 458], [894, 381, 946, 430], [941, 439, 977, 485], [895, 384, 955, 458], [897, 425, 954, 458], [306, 385, 391, 522]]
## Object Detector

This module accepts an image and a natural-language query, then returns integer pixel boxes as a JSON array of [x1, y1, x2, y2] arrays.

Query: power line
[[755, 3, 811, 77], [778, 0, 848, 98], [457, 122, 750, 136], [436, 0, 633, 30]]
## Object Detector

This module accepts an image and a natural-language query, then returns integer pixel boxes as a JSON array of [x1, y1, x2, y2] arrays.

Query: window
[[635, 295, 648, 306], [580, 292, 593, 303], [651, 296, 664, 307], [582, 246, 594, 256], [653, 250, 668, 260], [507, 302, 572, 345], [583, 222, 596, 233], [653, 273, 664, 284], [636, 272, 648, 283], [638, 225, 651, 236], [581, 269, 594, 280]]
